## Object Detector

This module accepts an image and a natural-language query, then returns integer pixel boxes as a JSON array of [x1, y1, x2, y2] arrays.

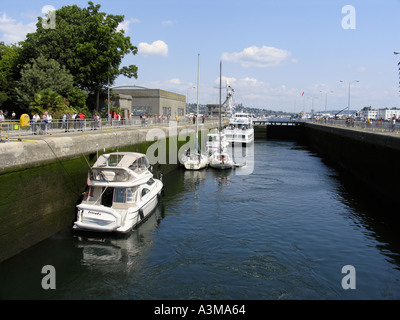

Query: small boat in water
[[73, 152, 164, 233], [206, 131, 229, 156], [209, 61, 235, 170], [181, 53, 208, 170], [209, 150, 235, 169], [181, 151, 209, 170]]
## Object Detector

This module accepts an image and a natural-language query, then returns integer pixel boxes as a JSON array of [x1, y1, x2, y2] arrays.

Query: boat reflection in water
[[73, 205, 165, 273]]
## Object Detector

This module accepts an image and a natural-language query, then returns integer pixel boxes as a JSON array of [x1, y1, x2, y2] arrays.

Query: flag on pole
[[302, 91, 305, 96]]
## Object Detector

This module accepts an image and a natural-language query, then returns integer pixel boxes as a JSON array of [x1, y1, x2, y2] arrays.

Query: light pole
[[306, 96, 318, 114], [320, 90, 333, 113], [340, 80, 359, 116]]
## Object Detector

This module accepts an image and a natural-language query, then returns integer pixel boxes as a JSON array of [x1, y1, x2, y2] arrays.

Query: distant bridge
[[253, 119, 302, 139]]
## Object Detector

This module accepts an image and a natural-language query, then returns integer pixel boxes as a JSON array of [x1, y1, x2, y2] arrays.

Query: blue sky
[[1, 0, 400, 112]]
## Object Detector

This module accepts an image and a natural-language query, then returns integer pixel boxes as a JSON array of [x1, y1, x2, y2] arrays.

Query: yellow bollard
[[20, 114, 30, 127]]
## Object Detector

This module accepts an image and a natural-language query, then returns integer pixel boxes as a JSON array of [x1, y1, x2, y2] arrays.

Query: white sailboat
[[209, 62, 235, 170], [181, 53, 208, 170], [206, 130, 228, 156]]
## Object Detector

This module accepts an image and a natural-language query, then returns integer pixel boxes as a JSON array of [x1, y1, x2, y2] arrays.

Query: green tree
[[19, 1, 138, 110], [30, 89, 67, 116], [66, 87, 88, 112], [15, 54, 74, 109], [0, 42, 20, 108]]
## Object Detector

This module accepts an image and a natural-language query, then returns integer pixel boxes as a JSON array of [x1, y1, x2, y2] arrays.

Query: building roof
[[112, 85, 150, 90]]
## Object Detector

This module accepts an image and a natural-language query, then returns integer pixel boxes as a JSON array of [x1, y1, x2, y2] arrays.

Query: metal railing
[[310, 118, 400, 134], [0, 116, 225, 140]]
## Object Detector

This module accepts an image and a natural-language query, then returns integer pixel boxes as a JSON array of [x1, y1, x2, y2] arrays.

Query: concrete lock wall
[[0, 122, 218, 263], [255, 122, 400, 202], [302, 123, 400, 203]]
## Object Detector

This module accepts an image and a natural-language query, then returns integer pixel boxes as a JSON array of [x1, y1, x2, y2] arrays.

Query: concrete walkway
[[0, 120, 221, 173]]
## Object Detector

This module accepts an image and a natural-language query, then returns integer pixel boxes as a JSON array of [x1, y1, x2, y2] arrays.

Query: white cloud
[[117, 18, 140, 33], [41, 5, 56, 14], [0, 12, 36, 43], [162, 20, 174, 25], [168, 78, 181, 85], [221, 45, 291, 68], [138, 40, 168, 57]]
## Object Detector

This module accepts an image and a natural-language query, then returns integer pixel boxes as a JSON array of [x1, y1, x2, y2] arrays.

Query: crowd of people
[[1, 109, 209, 136], [0, 109, 17, 123]]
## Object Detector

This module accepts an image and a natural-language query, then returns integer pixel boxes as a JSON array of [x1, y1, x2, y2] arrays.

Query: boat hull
[[224, 128, 254, 144], [182, 154, 208, 170], [209, 163, 233, 170], [209, 152, 234, 170]]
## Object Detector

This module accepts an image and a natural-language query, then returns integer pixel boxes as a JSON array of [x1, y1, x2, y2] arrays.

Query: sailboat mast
[[219, 61, 222, 153], [196, 53, 200, 151]]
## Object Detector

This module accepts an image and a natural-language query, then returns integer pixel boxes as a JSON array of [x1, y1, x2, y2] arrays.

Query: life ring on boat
[[139, 208, 144, 220]]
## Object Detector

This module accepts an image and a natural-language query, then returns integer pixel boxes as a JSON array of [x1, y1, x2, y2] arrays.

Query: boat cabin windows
[[141, 188, 150, 198], [126, 187, 137, 203], [128, 156, 150, 173], [113, 187, 138, 204], [113, 188, 126, 203], [147, 178, 155, 186], [82, 186, 138, 207], [108, 154, 124, 167]]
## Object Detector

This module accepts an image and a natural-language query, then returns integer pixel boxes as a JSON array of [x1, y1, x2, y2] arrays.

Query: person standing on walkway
[[32, 113, 40, 134], [0, 110, 4, 123], [392, 115, 396, 131], [42, 112, 49, 134], [78, 112, 86, 131]]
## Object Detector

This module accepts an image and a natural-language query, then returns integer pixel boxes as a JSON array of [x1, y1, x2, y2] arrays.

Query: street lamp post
[[340, 80, 359, 116], [320, 90, 333, 113]]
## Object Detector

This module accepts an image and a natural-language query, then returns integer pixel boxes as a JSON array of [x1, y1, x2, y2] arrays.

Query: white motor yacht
[[73, 152, 164, 233], [224, 112, 254, 144]]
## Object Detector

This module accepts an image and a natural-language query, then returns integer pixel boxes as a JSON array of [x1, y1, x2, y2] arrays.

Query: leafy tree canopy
[[19, 1, 138, 110], [0, 42, 20, 107], [15, 54, 74, 107]]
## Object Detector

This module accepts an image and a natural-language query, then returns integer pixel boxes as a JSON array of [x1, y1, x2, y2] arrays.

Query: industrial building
[[112, 86, 186, 119]]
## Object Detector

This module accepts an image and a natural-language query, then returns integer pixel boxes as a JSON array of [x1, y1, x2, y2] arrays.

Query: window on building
[[131, 106, 153, 116], [162, 107, 171, 115]]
